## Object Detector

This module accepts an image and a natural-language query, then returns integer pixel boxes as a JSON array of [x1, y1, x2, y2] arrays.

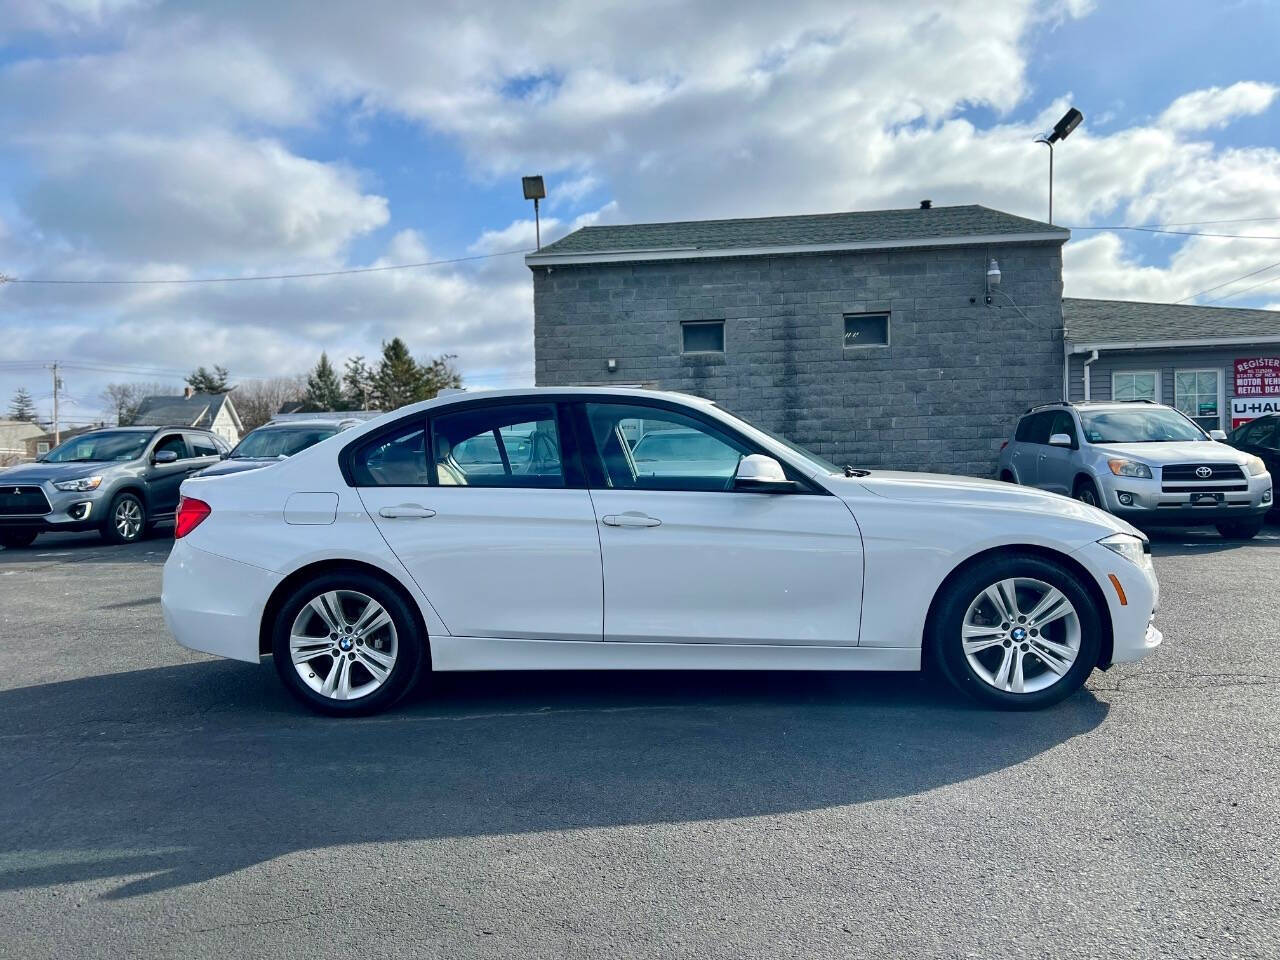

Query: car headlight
[[1243, 455, 1268, 477], [1108, 459, 1152, 479], [1099, 532, 1151, 569], [53, 475, 102, 492]]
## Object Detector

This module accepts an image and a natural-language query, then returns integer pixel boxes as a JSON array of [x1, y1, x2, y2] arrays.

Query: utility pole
[[47, 362, 62, 446]]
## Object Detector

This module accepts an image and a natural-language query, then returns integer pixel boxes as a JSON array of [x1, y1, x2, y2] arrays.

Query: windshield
[[1080, 408, 1207, 444], [44, 431, 150, 463], [230, 427, 338, 459], [714, 409, 843, 474]]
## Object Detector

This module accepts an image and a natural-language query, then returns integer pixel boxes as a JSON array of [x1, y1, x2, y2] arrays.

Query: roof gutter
[[526, 231, 1069, 267], [1068, 333, 1280, 352]]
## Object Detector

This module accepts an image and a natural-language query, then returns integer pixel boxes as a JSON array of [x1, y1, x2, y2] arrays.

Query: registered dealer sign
[[1231, 358, 1280, 428]]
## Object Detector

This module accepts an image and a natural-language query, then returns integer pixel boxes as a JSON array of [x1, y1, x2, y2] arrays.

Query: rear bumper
[[162, 538, 280, 663]]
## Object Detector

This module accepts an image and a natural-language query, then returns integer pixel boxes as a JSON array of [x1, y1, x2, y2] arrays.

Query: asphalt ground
[[1, 525, 1278, 959]]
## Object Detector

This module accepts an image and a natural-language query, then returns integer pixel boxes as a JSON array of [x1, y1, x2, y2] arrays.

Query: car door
[[1035, 411, 1079, 495], [146, 432, 193, 515], [353, 402, 603, 641], [1009, 414, 1041, 484], [578, 400, 864, 646]]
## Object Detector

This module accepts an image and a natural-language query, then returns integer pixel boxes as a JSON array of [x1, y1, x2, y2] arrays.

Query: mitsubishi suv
[[0, 426, 228, 548], [998, 401, 1273, 539]]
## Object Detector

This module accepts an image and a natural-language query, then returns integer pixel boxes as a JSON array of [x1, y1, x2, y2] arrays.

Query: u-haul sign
[[1231, 397, 1280, 429]]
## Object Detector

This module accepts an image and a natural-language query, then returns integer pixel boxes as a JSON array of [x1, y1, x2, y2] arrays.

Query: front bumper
[[0, 482, 104, 532], [162, 538, 281, 663], [1101, 471, 1271, 526], [1070, 539, 1163, 667]]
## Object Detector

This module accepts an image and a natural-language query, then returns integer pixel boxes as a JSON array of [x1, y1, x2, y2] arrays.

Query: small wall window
[[1174, 368, 1223, 431], [1112, 370, 1158, 402], [37, 442, 50, 454], [681, 320, 724, 354], [844, 313, 890, 348]]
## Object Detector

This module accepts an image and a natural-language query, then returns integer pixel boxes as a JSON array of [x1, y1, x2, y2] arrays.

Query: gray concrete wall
[[533, 242, 1066, 477]]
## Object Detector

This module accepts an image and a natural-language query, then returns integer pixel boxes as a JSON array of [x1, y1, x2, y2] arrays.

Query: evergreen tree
[[8, 387, 36, 422], [421, 353, 463, 397], [186, 365, 232, 393], [303, 352, 344, 411], [341, 355, 373, 410], [371, 338, 427, 410]]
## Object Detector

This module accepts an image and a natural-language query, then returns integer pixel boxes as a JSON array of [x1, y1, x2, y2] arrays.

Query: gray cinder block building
[[529, 204, 1069, 476]]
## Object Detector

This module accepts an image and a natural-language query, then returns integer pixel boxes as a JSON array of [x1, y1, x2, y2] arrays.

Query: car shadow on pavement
[[0, 660, 1108, 900]]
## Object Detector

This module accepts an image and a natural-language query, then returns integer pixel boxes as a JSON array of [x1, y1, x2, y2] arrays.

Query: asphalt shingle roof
[[1064, 298, 1280, 344], [532, 204, 1064, 259], [133, 393, 228, 428]]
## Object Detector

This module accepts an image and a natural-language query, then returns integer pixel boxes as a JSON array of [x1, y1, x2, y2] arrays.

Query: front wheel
[[271, 571, 426, 716], [102, 492, 146, 544], [1073, 478, 1104, 510], [931, 554, 1103, 710], [1216, 518, 1264, 540], [0, 529, 37, 549]]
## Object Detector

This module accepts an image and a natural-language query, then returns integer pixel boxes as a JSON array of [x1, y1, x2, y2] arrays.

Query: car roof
[[257, 419, 352, 429]]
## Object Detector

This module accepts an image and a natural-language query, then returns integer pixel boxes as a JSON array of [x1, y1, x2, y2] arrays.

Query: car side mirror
[[1048, 433, 1073, 447], [153, 449, 179, 464], [733, 454, 796, 493], [1209, 429, 1227, 441]]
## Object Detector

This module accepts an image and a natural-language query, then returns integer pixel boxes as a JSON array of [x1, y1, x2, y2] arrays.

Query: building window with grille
[[1175, 369, 1222, 431], [1112, 370, 1158, 403], [843, 313, 890, 348]]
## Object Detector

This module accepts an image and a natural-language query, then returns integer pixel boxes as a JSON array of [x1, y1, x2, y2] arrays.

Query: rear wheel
[[931, 554, 1103, 710], [0, 530, 37, 549], [271, 570, 425, 716], [1073, 477, 1103, 510], [102, 492, 146, 544], [1216, 518, 1264, 540]]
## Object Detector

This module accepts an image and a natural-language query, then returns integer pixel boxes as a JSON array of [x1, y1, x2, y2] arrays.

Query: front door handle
[[378, 504, 437, 519], [601, 512, 661, 528]]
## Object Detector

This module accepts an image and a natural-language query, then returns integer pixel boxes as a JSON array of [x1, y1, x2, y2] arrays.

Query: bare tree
[[231, 376, 307, 431], [100, 382, 178, 425]]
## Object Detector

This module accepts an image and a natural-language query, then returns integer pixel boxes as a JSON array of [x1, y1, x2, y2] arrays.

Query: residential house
[[133, 387, 243, 445]]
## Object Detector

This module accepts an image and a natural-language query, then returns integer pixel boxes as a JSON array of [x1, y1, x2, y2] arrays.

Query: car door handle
[[378, 505, 437, 519], [601, 512, 661, 528]]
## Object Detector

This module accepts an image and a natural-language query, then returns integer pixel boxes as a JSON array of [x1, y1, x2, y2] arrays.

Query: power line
[[1175, 260, 1280, 304], [0, 248, 532, 286], [1069, 225, 1280, 240], [1205, 273, 1280, 305], [1074, 216, 1280, 230]]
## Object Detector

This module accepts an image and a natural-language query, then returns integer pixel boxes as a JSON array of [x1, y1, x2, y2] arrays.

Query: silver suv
[[998, 401, 1273, 540], [0, 426, 228, 548]]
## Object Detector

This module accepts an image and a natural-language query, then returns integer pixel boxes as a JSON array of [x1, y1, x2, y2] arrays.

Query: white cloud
[[1158, 81, 1280, 133]]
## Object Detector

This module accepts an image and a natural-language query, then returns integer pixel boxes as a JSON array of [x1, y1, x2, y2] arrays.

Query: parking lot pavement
[[1, 529, 1278, 959]]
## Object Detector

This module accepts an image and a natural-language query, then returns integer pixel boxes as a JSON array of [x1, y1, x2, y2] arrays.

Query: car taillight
[[175, 497, 211, 539]]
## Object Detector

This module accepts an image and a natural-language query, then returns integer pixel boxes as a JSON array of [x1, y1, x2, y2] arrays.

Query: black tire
[[101, 492, 146, 544], [1073, 477, 1104, 510], [930, 553, 1103, 710], [999, 471, 1016, 484], [271, 570, 426, 716], [1216, 518, 1265, 540], [0, 529, 37, 549]]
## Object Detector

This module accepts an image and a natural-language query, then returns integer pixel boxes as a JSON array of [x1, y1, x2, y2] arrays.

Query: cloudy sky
[[1, 0, 1278, 425]]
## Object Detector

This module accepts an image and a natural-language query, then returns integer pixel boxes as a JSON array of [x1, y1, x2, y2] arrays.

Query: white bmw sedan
[[162, 387, 1162, 715]]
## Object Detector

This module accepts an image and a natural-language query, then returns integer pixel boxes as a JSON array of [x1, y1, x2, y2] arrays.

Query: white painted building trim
[[526, 231, 1069, 267], [1069, 334, 1280, 353]]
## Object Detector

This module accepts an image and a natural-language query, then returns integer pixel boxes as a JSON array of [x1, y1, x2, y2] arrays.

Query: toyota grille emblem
[[11, 488, 18, 495], [1195, 466, 1212, 479]]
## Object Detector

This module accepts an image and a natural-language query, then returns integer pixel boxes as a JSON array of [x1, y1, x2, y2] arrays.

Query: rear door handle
[[378, 504, 437, 519], [601, 512, 661, 528]]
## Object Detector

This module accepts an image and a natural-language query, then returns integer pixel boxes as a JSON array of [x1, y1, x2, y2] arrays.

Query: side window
[[352, 422, 429, 486], [584, 403, 750, 493], [1048, 411, 1077, 443], [431, 404, 564, 488], [1014, 416, 1035, 442], [153, 434, 188, 460], [189, 434, 220, 458], [1241, 419, 1278, 449]]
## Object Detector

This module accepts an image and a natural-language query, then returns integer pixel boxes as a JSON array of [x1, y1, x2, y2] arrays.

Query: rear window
[[1014, 413, 1052, 444]]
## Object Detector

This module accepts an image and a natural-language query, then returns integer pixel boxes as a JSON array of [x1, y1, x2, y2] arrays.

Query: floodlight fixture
[[522, 175, 547, 249]]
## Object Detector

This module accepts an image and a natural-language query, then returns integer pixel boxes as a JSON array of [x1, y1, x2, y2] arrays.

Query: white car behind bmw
[[162, 387, 1161, 715]]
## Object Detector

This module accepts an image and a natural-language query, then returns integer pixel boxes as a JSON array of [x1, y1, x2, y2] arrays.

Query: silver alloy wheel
[[1076, 486, 1098, 507], [114, 498, 143, 541], [289, 589, 399, 701], [961, 577, 1081, 694]]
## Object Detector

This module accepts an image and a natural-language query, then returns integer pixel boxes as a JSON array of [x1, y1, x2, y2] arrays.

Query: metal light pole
[[1035, 108, 1083, 226], [522, 176, 547, 250]]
